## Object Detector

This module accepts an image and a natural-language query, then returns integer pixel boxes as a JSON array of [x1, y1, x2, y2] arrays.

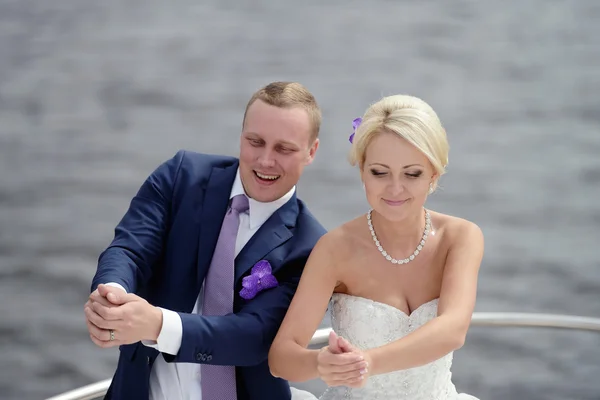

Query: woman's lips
[[383, 199, 408, 206]]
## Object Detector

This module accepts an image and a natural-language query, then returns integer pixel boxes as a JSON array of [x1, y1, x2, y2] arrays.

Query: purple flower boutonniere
[[239, 260, 279, 300]]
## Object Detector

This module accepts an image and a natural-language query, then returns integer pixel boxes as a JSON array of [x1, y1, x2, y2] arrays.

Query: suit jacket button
[[196, 353, 203, 361], [206, 355, 212, 362], [201, 354, 207, 361]]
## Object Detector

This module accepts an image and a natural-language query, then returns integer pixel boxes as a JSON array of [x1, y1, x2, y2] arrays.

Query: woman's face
[[361, 131, 436, 222]]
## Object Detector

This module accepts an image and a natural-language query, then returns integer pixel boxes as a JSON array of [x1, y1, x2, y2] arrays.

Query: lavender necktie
[[201, 194, 249, 400]]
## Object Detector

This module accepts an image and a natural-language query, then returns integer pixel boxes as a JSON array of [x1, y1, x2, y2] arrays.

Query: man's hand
[[84, 284, 163, 348], [86, 284, 122, 310], [84, 284, 123, 345], [317, 331, 370, 388]]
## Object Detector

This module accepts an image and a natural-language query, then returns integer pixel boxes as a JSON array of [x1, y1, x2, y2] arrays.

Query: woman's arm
[[268, 232, 365, 382], [366, 220, 484, 376]]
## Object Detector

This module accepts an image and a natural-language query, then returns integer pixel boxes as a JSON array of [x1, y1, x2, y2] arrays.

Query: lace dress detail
[[316, 293, 479, 400]]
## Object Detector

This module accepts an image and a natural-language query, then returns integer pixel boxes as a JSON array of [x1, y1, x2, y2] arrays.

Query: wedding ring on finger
[[109, 329, 115, 341]]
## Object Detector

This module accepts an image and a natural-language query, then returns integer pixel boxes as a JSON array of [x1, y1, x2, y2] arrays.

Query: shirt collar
[[229, 168, 295, 230]]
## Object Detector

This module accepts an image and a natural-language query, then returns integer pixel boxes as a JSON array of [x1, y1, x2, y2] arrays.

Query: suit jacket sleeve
[[162, 256, 306, 367], [91, 150, 185, 293]]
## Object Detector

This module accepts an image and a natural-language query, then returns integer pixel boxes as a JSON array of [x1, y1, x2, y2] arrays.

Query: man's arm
[[91, 150, 185, 294], [162, 258, 306, 367]]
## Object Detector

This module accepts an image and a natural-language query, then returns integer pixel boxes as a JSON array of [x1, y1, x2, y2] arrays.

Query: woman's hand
[[317, 331, 371, 388]]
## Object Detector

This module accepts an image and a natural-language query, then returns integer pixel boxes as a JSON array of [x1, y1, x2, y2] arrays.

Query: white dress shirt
[[107, 168, 294, 400]]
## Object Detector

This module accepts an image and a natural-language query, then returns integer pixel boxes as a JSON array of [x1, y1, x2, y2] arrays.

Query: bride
[[269, 94, 484, 399]]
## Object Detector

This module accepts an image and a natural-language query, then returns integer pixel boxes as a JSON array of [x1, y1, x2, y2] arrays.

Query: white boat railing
[[46, 311, 600, 400]]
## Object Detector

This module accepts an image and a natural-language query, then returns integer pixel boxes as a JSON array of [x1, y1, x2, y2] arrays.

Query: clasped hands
[[317, 331, 372, 388], [85, 285, 371, 388], [84, 284, 162, 348]]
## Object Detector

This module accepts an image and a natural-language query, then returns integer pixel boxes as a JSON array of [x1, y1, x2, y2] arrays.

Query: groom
[[84, 81, 327, 399]]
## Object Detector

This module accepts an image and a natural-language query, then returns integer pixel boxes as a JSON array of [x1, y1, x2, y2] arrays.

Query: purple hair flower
[[349, 117, 362, 143], [239, 260, 278, 300]]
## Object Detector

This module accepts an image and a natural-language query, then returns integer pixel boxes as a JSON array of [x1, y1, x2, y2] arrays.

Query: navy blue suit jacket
[[91, 150, 326, 400]]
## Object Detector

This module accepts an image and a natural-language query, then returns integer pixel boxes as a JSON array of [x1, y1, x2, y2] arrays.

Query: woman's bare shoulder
[[431, 210, 484, 246], [315, 214, 368, 255]]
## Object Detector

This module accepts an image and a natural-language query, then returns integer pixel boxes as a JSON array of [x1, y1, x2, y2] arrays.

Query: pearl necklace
[[367, 209, 431, 265]]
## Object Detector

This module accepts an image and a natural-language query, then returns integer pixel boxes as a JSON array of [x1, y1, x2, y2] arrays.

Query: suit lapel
[[196, 162, 238, 287], [234, 194, 298, 283]]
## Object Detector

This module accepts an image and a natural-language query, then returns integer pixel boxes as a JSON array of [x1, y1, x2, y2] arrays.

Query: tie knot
[[230, 194, 249, 214]]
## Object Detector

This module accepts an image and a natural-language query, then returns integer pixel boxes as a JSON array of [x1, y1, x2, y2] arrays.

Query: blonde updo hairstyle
[[348, 95, 449, 192]]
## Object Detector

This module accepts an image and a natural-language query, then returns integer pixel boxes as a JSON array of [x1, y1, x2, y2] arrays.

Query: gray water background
[[1, 1, 599, 399]]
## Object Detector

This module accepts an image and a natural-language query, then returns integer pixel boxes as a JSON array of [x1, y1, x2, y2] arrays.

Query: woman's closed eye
[[406, 171, 423, 178], [370, 169, 387, 176]]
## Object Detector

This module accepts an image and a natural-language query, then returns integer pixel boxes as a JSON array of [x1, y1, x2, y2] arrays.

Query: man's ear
[[306, 138, 319, 165]]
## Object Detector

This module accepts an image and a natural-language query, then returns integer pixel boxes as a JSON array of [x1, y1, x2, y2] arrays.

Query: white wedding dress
[[291, 293, 479, 400]]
